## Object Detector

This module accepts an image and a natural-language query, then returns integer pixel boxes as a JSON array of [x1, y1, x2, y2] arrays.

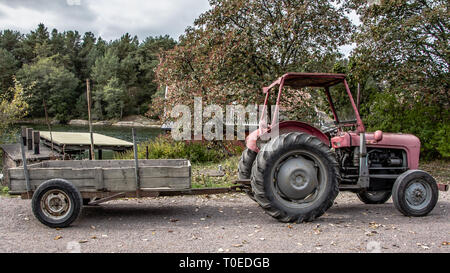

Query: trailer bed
[[7, 159, 191, 195]]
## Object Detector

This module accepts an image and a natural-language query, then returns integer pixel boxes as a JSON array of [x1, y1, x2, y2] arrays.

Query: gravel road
[[0, 191, 448, 253]]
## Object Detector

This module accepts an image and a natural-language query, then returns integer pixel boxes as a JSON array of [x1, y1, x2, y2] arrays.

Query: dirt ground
[[0, 190, 448, 253]]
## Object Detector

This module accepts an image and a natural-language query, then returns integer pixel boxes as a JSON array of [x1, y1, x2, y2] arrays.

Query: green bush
[[1, 187, 9, 195], [363, 92, 450, 159], [114, 136, 228, 164]]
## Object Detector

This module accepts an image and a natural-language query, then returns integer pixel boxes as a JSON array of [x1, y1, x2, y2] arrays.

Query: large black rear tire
[[251, 132, 339, 223], [357, 191, 392, 204], [238, 148, 257, 180], [238, 148, 258, 201]]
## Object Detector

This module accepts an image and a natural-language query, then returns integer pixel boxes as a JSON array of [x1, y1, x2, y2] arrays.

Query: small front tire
[[392, 170, 438, 217], [357, 191, 392, 204]]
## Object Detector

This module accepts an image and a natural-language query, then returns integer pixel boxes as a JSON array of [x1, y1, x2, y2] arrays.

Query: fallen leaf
[[417, 243, 430, 249], [365, 230, 378, 236], [54, 236, 62, 240]]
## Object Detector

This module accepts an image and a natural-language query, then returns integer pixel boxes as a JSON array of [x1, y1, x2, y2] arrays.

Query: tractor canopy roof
[[263, 73, 346, 93]]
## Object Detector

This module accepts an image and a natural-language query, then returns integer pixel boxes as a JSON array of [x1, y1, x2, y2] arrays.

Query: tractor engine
[[337, 147, 407, 190]]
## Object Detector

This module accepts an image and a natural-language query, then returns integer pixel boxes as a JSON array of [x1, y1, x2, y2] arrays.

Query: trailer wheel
[[32, 179, 83, 228], [357, 191, 392, 204], [251, 132, 339, 223], [392, 170, 438, 217]]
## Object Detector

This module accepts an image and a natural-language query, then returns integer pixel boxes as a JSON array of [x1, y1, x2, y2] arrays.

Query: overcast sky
[[0, 0, 211, 41], [0, 0, 358, 55]]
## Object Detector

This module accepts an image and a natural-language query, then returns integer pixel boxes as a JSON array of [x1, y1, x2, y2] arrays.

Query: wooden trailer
[[3, 128, 248, 228], [5, 159, 247, 228]]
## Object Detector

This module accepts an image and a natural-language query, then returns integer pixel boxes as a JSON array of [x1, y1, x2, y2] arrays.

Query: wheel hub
[[41, 190, 71, 219], [276, 156, 318, 200], [405, 182, 428, 207]]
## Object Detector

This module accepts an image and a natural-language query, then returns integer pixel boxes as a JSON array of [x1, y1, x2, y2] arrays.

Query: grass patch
[[191, 156, 240, 188], [0, 186, 9, 196], [420, 160, 450, 185], [114, 136, 235, 164]]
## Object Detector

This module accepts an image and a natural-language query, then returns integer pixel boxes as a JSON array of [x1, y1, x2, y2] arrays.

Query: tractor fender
[[246, 121, 329, 152]]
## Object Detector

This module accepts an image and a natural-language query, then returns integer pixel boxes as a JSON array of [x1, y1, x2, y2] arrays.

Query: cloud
[[0, 0, 210, 40]]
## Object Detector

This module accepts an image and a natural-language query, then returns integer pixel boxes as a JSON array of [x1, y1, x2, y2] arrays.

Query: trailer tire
[[251, 132, 339, 223], [392, 170, 438, 217], [32, 179, 83, 228], [357, 191, 392, 204]]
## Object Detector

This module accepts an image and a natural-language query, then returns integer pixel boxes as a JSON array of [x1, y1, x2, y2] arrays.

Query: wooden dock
[[39, 131, 133, 155], [1, 130, 134, 176]]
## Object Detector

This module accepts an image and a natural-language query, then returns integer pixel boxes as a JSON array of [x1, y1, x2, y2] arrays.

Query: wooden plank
[[104, 177, 190, 191], [9, 168, 96, 180], [102, 166, 189, 179], [18, 135, 31, 197], [10, 178, 97, 192], [95, 167, 105, 190], [39, 159, 189, 169], [132, 128, 140, 197]]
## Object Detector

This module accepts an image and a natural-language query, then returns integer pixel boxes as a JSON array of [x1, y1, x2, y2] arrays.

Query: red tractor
[[238, 73, 447, 223]]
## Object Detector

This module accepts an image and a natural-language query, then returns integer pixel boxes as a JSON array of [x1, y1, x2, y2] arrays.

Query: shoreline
[[14, 117, 163, 129]]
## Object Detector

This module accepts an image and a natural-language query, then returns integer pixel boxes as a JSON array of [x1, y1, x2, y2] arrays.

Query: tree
[[346, 0, 449, 158], [0, 30, 25, 64], [155, 0, 353, 119], [90, 48, 121, 119], [136, 36, 176, 114], [16, 57, 79, 121], [103, 77, 126, 119], [0, 77, 29, 130], [0, 48, 19, 97], [347, 0, 449, 103]]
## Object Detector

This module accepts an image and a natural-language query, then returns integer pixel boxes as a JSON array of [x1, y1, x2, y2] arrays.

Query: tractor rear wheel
[[238, 148, 257, 180], [238, 148, 258, 201], [251, 132, 339, 223], [357, 191, 392, 204]]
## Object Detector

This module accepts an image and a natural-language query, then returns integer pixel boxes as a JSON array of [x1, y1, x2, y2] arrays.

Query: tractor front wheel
[[357, 191, 392, 204], [392, 170, 438, 217]]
